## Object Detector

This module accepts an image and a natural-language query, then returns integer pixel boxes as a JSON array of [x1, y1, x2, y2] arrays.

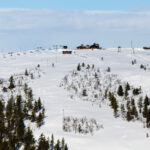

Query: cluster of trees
[[131, 59, 137, 65], [63, 116, 102, 135], [109, 92, 118, 117], [110, 83, 150, 128], [0, 89, 45, 149], [117, 83, 141, 98], [0, 71, 69, 149], [140, 64, 147, 70], [77, 63, 92, 71], [63, 62, 150, 129]]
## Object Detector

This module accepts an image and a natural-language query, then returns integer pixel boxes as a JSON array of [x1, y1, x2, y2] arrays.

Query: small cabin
[[62, 51, 72, 54], [143, 47, 150, 50], [77, 43, 101, 50]]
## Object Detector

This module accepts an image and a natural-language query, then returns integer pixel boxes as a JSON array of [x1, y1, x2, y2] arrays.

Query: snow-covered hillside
[[1, 48, 150, 150]]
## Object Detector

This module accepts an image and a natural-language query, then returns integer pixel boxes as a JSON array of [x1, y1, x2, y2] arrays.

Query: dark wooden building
[[62, 51, 72, 54], [77, 43, 101, 50], [143, 47, 150, 50]]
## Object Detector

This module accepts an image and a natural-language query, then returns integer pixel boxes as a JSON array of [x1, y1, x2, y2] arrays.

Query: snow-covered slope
[[1, 48, 150, 150]]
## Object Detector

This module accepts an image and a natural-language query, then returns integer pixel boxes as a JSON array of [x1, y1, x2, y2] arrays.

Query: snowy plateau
[[1, 48, 150, 150]]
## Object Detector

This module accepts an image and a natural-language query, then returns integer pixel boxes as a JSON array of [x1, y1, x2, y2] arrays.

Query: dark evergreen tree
[[82, 62, 85, 67], [92, 64, 95, 69], [25, 69, 29, 76], [50, 134, 54, 149], [124, 88, 129, 98], [146, 109, 150, 128], [24, 127, 35, 150], [16, 117, 25, 142], [31, 73, 34, 79], [133, 88, 140, 95], [126, 110, 132, 121], [6, 96, 14, 121], [143, 95, 149, 118], [61, 138, 65, 150], [106, 67, 111, 72], [24, 83, 28, 95], [117, 85, 124, 96], [77, 63, 81, 71], [31, 110, 36, 122], [36, 112, 44, 127], [37, 134, 49, 150], [0, 100, 5, 142], [109, 92, 118, 117], [54, 139, 60, 150], [125, 82, 130, 91], [8, 76, 15, 90], [64, 144, 68, 150], [38, 97, 42, 110], [138, 97, 143, 113], [82, 89, 87, 96]]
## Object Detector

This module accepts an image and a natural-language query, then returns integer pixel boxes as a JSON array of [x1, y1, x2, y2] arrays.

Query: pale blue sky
[[1, 0, 150, 10], [0, 1, 150, 51]]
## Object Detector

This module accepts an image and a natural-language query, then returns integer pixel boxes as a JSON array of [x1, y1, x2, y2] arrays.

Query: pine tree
[[124, 88, 129, 98], [109, 92, 118, 117], [8, 76, 15, 90], [138, 97, 143, 113], [126, 110, 132, 121], [143, 95, 149, 118], [16, 117, 25, 142], [146, 109, 150, 128], [31, 73, 34, 79], [37, 134, 49, 150], [25, 69, 29, 76], [133, 88, 140, 95], [54, 140, 60, 150], [2, 87, 7, 92], [33, 101, 38, 113], [106, 67, 111, 72], [94, 72, 98, 78], [131, 105, 138, 118], [31, 110, 36, 122], [113, 97, 118, 117], [24, 83, 28, 95], [77, 63, 81, 71], [38, 97, 42, 111], [92, 64, 95, 69], [82, 89, 87, 96], [0, 100, 5, 141], [117, 85, 124, 96], [61, 138, 65, 150], [64, 144, 68, 150], [28, 89, 33, 101], [36, 112, 44, 127], [50, 134, 54, 149], [6, 96, 14, 121], [23, 102, 28, 119], [126, 82, 130, 91], [82, 62, 85, 67], [24, 127, 35, 150], [37, 64, 40, 68]]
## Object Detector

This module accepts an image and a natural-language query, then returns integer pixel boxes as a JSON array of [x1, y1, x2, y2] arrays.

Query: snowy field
[[1, 48, 150, 150]]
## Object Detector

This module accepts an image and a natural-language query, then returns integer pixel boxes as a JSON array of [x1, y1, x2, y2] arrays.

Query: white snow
[[1, 48, 150, 150]]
